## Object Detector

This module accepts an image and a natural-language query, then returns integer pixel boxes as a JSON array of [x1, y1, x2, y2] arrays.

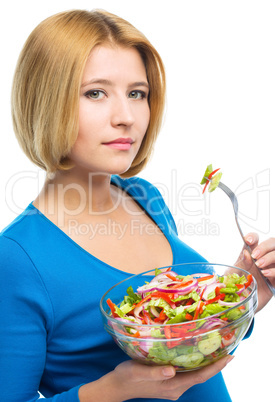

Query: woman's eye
[[128, 90, 146, 100], [85, 90, 105, 100]]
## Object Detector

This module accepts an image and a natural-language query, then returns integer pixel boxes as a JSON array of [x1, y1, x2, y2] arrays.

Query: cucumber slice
[[198, 335, 222, 355], [171, 352, 204, 368], [208, 172, 222, 192], [200, 164, 213, 185]]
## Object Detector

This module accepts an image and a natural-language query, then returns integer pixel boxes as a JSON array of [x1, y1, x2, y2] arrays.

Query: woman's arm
[[78, 357, 234, 402], [0, 235, 81, 401]]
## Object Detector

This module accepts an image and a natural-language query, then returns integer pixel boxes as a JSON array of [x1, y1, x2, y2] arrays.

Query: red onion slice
[[142, 305, 156, 324], [197, 275, 217, 287], [138, 328, 155, 337], [202, 283, 225, 301], [139, 340, 154, 353], [218, 299, 239, 307], [200, 317, 227, 331], [236, 286, 245, 295], [150, 306, 160, 317], [137, 279, 172, 294], [149, 273, 174, 284], [112, 317, 135, 324], [137, 279, 199, 295], [136, 286, 158, 294], [134, 301, 149, 321]]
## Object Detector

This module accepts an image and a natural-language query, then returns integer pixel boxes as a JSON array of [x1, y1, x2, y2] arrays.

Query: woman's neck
[[33, 168, 119, 222]]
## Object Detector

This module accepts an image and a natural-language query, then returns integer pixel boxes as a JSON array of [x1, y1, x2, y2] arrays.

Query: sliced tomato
[[151, 292, 176, 309], [204, 293, 225, 305], [154, 309, 167, 323], [170, 280, 193, 290], [185, 313, 193, 321], [244, 274, 253, 289]]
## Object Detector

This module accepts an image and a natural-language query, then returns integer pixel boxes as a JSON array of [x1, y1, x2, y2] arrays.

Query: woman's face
[[69, 44, 150, 175]]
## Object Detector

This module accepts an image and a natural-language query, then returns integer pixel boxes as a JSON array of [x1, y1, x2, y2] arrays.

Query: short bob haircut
[[12, 9, 166, 177]]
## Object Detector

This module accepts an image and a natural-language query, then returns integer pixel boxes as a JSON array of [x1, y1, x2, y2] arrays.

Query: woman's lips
[[103, 138, 134, 151]]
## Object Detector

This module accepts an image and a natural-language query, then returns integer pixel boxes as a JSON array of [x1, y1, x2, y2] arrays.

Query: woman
[[0, 9, 273, 401]]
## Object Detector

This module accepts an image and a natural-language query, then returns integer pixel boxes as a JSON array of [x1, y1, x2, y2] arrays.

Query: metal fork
[[217, 181, 275, 296]]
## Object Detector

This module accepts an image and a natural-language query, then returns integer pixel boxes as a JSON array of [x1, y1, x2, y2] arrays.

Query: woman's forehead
[[82, 45, 148, 85]]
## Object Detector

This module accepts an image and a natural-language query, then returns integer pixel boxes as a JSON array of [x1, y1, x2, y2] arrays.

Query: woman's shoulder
[[0, 221, 39, 290], [0, 202, 46, 264], [0, 202, 39, 239]]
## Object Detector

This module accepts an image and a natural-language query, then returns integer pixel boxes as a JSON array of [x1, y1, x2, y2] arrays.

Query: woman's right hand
[[79, 355, 234, 401]]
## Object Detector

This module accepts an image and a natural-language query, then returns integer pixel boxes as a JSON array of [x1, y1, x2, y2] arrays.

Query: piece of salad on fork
[[200, 164, 275, 297], [200, 164, 223, 193]]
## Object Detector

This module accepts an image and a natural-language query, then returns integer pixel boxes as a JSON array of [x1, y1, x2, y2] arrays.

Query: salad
[[200, 164, 222, 193], [106, 267, 253, 369]]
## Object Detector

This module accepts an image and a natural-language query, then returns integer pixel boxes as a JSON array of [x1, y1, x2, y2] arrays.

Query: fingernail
[[255, 258, 264, 268], [162, 367, 175, 377], [251, 249, 260, 259], [246, 237, 253, 245], [262, 269, 270, 276], [226, 355, 234, 365]]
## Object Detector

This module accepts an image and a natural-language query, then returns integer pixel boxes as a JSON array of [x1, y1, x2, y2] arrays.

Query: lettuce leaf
[[147, 298, 172, 316], [223, 274, 246, 286], [200, 303, 228, 318], [155, 268, 162, 276], [148, 342, 177, 362], [114, 304, 135, 319], [223, 307, 243, 321], [173, 290, 200, 303], [122, 286, 141, 307]]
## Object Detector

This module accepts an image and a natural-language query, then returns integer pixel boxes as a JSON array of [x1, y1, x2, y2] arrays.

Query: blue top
[[0, 175, 251, 401]]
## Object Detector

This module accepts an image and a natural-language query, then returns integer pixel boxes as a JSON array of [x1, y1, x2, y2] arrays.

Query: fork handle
[[226, 188, 275, 297]]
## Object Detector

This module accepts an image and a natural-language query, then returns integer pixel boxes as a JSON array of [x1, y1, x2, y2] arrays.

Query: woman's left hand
[[235, 232, 274, 312]]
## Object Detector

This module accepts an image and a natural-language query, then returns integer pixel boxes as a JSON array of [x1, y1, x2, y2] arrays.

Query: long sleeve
[[0, 235, 81, 401]]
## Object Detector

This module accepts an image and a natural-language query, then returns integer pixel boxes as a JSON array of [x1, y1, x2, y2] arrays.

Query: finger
[[260, 269, 275, 291], [245, 233, 259, 250], [128, 361, 176, 382], [251, 238, 275, 262], [261, 268, 275, 282], [254, 252, 275, 270]]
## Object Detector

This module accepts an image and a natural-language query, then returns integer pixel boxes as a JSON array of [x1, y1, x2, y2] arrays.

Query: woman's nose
[[111, 97, 135, 127]]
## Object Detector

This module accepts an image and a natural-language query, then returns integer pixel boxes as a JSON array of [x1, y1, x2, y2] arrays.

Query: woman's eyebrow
[[129, 81, 150, 90], [81, 78, 149, 89], [81, 78, 112, 87]]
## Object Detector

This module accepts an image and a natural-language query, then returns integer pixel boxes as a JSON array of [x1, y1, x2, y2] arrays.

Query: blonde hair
[[11, 9, 166, 177]]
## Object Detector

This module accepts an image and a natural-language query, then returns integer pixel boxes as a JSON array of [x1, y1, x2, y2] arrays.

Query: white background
[[1, 1, 274, 401]]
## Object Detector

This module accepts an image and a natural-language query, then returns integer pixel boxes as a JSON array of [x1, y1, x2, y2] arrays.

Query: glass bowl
[[100, 263, 258, 371]]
